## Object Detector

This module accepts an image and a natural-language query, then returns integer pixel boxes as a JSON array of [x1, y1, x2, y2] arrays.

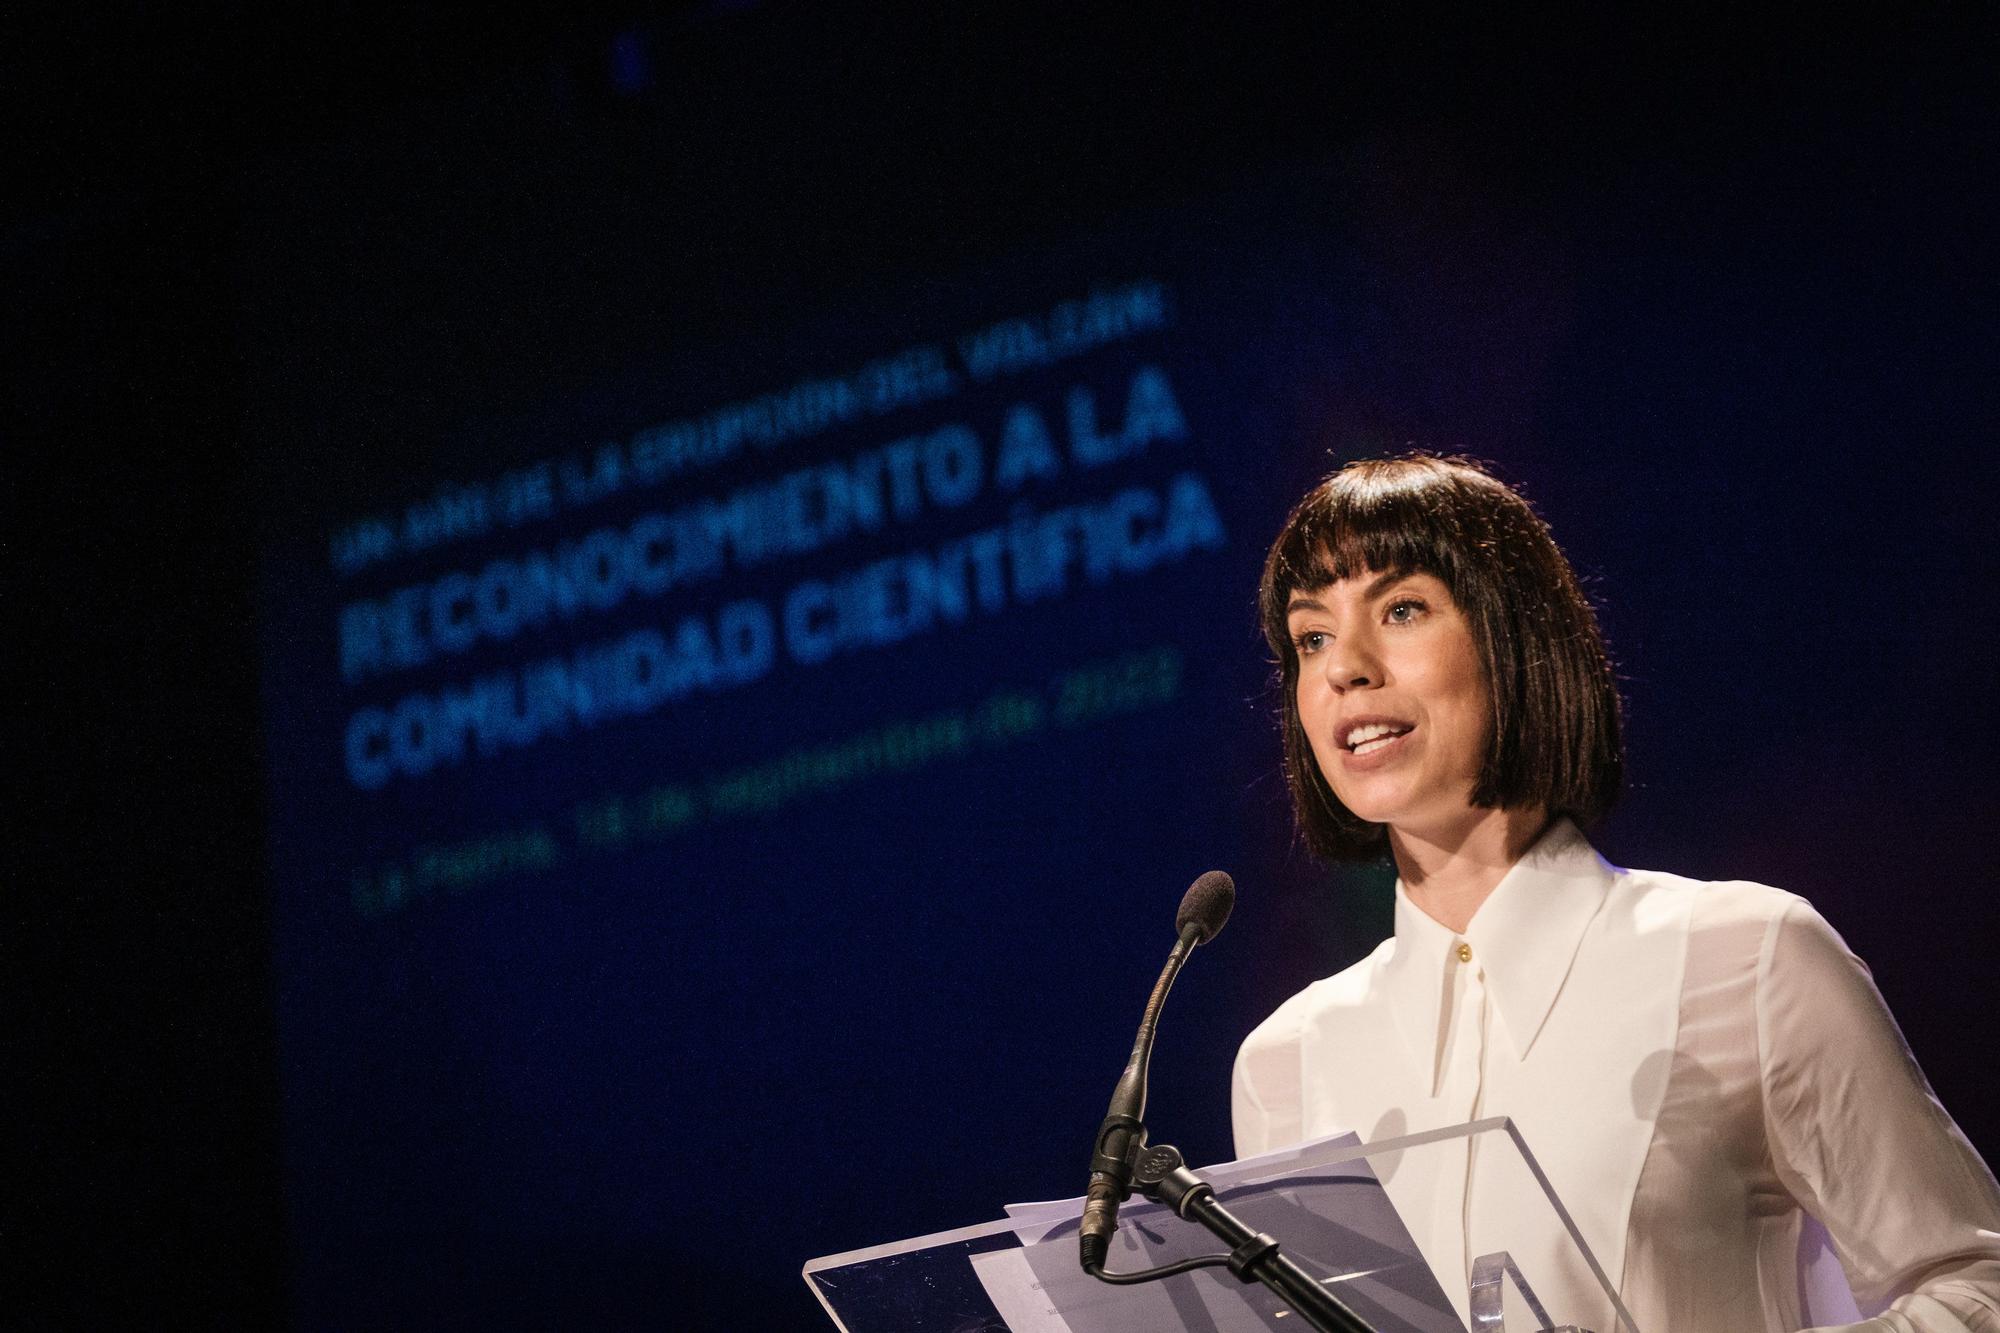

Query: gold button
[[1456, 942, 1473, 963]]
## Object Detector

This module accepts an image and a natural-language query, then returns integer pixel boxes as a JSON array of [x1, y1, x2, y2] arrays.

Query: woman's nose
[[1321, 634, 1380, 691]]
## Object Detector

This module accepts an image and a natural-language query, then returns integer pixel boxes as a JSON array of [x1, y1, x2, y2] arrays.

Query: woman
[[1232, 456, 2000, 1332]]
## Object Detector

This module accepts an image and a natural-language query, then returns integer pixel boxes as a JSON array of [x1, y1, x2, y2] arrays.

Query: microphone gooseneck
[[1079, 871, 1234, 1272]]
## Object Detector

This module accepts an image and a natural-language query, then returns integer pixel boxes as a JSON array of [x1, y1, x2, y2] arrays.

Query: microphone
[[1176, 869, 1235, 944], [1080, 870, 1235, 1272]]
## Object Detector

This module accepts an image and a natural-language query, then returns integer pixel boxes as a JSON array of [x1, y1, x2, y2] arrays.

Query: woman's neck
[[1390, 806, 1552, 935]]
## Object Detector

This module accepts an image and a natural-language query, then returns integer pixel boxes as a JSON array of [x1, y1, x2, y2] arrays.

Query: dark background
[[15, 5, 1997, 1328]]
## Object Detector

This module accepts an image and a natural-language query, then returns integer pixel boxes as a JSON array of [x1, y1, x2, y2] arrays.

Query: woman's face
[[1286, 569, 1491, 840]]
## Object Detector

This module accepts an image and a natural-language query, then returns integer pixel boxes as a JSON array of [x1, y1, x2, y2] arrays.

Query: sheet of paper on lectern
[[971, 1132, 1463, 1333]]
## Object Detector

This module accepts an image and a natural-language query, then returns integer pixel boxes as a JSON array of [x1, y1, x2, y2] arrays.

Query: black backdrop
[[18, 7, 1998, 1328]]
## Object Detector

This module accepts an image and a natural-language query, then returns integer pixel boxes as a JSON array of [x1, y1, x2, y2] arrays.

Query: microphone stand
[[1109, 1137, 1376, 1333], [1078, 889, 1374, 1333]]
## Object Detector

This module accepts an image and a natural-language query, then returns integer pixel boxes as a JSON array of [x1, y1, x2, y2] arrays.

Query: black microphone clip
[[1080, 1111, 1146, 1270]]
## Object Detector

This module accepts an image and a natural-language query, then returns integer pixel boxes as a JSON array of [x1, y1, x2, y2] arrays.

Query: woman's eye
[[1293, 630, 1328, 656], [1386, 599, 1428, 625]]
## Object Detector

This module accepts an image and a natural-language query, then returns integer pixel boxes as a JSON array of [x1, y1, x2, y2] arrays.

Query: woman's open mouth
[[1338, 719, 1415, 765]]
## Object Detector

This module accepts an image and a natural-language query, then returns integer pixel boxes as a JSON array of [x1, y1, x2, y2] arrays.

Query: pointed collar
[[1377, 818, 1619, 1077]]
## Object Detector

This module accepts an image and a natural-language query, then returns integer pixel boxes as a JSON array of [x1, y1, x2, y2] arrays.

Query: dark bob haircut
[[1260, 454, 1624, 862]]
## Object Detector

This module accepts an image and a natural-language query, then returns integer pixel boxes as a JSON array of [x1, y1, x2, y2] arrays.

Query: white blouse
[[1232, 819, 2000, 1333]]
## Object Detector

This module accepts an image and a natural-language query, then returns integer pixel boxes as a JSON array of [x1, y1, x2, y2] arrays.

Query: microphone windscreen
[[1175, 870, 1235, 943]]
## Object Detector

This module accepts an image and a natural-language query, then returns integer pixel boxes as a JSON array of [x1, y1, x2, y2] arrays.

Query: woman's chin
[[1332, 791, 1406, 829], [1334, 786, 1472, 838]]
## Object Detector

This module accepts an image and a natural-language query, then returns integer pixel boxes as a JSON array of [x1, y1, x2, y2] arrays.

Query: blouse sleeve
[[1758, 898, 2000, 1332], [1232, 997, 1307, 1159]]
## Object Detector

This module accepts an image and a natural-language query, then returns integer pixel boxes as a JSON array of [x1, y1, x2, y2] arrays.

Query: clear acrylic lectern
[[803, 1117, 1638, 1333]]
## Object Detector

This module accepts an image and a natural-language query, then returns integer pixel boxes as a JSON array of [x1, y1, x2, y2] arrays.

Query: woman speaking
[[1233, 456, 2000, 1332]]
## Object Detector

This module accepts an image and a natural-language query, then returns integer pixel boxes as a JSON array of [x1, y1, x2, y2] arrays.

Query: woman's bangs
[[1271, 487, 1460, 604]]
